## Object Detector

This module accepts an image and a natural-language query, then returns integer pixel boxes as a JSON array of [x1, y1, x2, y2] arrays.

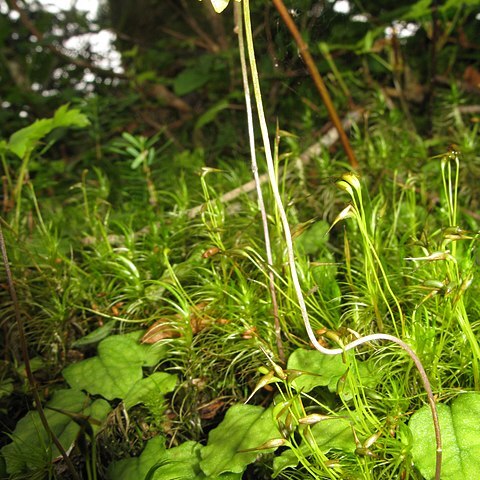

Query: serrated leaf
[[8, 104, 89, 158], [200, 404, 279, 477], [409, 393, 480, 480], [63, 334, 167, 400], [51, 104, 90, 129], [124, 372, 177, 410], [1, 389, 111, 475], [8, 118, 53, 158]]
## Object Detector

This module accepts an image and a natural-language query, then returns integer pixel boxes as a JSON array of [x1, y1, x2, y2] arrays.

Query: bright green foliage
[[109, 437, 242, 480], [273, 417, 355, 476], [287, 348, 348, 393], [72, 321, 117, 347], [146, 442, 206, 480], [287, 348, 378, 396], [1, 389, 111, 475], [108, 436, 166, 480], [63, 333, 170, 401], [109, 404, 279, 480], [123, 372, 177, 410], [295, 220, 330, 256], [200, 404, 280, 477], [409, 393, 480, 479], [7, 104, 90, 159]]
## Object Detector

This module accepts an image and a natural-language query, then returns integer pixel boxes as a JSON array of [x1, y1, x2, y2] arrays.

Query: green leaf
[[124, 372, 177, 410], [7, 104, 89, 158], [72, 320, 117, 347], [0, 378, 13, 400], [287, 348, 348, 393], [148, 441, 205, 479], [1, 389, 111, 475], [409, 393, 480, 480], [273, 417, 355, 477], [51, 104, 90, 129], [295, 220, 330, 256], [108, 436, 167, 480], [173, 68, 210, 96], [286, 348, 377, 398], [403, 0, 433, 19], [194, 99, 230, 130], [63, 334, 167, 400], [8, 118, 53, 158], [109, 437, 241, 480], [200, 404, 280, 477]]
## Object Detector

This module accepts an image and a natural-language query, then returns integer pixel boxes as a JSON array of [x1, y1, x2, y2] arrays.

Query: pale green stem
[[235, 2, 284, 360]]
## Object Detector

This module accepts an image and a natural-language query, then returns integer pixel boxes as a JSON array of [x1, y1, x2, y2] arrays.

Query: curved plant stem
[[235, 2, 284, 361], [241, 1, 441, 477], [0, 223, 81, 480], [271, 0, 359, 169]]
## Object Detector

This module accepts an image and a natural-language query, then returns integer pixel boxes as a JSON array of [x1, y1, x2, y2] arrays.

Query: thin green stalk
[[441, 153, 480, 386], [14, 151, 30, 229], [242, 1, 441, 477], [235, 1, 284, 362]]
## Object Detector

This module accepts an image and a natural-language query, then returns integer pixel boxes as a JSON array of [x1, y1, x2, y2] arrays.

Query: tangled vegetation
[[1, 0, 480, 479]]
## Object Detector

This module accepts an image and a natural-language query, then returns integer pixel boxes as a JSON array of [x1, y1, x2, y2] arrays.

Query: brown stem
[[0, 223, 81, 480], [271, 0, 359, 169]]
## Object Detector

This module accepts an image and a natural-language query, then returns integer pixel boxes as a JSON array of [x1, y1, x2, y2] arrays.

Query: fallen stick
[[82, 110, 362, 245], [186, 109, 363, 219]]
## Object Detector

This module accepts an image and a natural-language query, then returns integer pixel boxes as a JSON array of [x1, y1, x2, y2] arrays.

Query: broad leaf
[[63, 334, 167, 400], [123, 372, 177, 410], [7, 104, 89, 158], [287, 348, 377, 398], [72, 320, 117, 347], [195, 99, 230, 130], [287, 348, 348, 393], [295, 220, 330, 256], [200, 404, 279, 477], [109, 438, 241, 480], [108, 436, 167, 480], [1, 389, 110, 475], [409, 393, 480, 480]]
